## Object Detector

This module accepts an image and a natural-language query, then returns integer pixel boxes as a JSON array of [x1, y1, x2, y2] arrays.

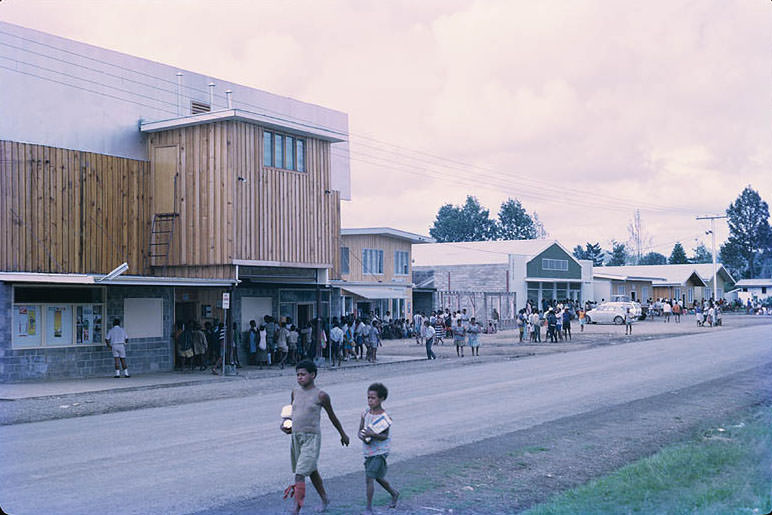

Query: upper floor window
[[363, 249, 383, 275], [340, 247, 350, 274], [542, 258, 568, 271], [394, 250, 409, 276], [263, 130, 306, 172]]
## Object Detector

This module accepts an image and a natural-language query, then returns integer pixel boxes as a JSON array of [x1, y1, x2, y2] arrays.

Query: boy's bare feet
[[389, 490, 400, 508], [318, 497, 329, 512]]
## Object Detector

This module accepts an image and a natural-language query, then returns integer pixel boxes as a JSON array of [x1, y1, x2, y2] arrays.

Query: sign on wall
[[124, 298, 164, 339]]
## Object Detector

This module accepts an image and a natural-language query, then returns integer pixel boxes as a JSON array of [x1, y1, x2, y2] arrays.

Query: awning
[[340, 285, 409, 300]]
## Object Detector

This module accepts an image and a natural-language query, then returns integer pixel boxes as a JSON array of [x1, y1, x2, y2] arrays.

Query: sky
[[2, 0, 771, 258]]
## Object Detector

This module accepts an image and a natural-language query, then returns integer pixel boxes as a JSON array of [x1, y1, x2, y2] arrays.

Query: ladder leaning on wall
[[147, 213, 178, 272]]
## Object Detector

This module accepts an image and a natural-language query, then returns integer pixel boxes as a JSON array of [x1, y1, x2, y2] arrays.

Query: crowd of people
[[172, 294, 744, 374]]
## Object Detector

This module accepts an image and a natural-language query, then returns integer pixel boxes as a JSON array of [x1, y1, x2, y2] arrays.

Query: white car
[[585, 302, 641, 325]]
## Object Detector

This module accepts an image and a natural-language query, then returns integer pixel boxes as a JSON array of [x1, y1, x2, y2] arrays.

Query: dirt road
[[2, 321, 769, 514]]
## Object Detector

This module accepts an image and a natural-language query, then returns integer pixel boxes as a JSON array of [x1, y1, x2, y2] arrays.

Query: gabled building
[[333, 228, 433, 319], [0, 22, 350, 380], [597, 264, 734, 305], [412, 239, 594, 322]]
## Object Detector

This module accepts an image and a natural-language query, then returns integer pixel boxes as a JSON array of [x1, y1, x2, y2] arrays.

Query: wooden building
[[0, 22, 349, 380], [333, 228, 433, 319]]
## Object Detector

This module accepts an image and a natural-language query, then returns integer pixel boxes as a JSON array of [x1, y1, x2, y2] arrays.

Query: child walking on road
[[281, 360, 349, 513], [359, 383, 399, 514]]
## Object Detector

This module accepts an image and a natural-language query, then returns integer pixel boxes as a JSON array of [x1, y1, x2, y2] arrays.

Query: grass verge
[[524, 405, 772, 514]]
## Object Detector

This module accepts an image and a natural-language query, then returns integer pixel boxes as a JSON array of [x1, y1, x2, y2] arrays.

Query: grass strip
[[524, 406, 772, 514]]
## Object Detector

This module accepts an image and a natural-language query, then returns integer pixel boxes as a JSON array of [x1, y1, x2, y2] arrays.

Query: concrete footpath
[[0, 354, 418, 401]]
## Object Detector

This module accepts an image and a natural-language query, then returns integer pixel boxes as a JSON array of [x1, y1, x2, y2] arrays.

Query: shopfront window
[[13, 287, 105, 348]]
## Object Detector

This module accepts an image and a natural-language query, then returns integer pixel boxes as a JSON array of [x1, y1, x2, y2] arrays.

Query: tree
[[627, 209, 654, 264], [496, 198, 537, 240], [723, 186, 772, 278], [584, 242, 604, 266], [639, 252, 667, 265], [606, 240, 629, 266], [668, 242, 688, 264], [574, 242, 604, 266], [429, 195, 497, 242], [690, 243, 712, 264]]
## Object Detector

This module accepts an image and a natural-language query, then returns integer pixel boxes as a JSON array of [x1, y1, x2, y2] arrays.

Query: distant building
[[412, 240, 594, 324], [597, 264, 735, 305], [732, 279, 772, 303], [333, 228, 432, 319]]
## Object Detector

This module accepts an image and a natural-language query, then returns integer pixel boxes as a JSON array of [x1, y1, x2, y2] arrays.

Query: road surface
[[1, 324, 770, 514]]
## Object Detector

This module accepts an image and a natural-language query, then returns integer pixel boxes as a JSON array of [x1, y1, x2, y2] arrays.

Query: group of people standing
[[174, 319, 235, 375], [517, 300, 579, 343]]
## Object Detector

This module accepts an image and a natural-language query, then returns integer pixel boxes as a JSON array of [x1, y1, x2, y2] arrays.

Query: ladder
[[148, 213, 178, 270]]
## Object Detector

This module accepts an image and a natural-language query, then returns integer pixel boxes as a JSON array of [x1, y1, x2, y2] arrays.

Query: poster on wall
[[13, 305, 42, 347], [76, 304, 104, 344], [46, 305, 72, 345]]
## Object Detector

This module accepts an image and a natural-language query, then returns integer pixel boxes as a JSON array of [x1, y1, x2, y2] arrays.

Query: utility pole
[[696, 215, 728, 302]]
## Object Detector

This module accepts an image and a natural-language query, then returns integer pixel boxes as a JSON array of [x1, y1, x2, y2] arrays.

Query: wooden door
[[153, 146, 178, 214]]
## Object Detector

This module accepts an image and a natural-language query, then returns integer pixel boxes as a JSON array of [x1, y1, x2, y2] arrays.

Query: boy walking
[[281, 360, 349, 513], [359, 383, 399, 514]]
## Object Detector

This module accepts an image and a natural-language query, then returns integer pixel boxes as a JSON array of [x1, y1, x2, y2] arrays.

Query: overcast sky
[[3, 0, 770, 257]]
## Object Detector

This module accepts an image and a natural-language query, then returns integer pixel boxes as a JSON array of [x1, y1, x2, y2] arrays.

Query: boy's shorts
[[364, 454, 388, 479], [291, 432, 321, 476], [110, 343, 126, 358]]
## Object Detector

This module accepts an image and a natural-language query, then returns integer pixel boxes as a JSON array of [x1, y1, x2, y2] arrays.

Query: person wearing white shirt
[[105, 318, 130, 378], [413, 313, 424, 345], [423, 320, 436, 360], [329, 322, 344, 367]]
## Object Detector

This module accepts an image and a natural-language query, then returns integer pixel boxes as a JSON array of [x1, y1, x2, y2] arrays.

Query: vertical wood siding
[[1, 140, 150, 274], [148, 121, 340, 270], [340, 235, 412, 283]]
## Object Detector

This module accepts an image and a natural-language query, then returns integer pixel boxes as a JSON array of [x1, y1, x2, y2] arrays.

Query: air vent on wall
[[191, 100, 211, 114]]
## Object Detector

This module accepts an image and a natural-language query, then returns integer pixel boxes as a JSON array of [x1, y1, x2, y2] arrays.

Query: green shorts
[[291, 432, 321, 476], [364, 454, 388, 479]]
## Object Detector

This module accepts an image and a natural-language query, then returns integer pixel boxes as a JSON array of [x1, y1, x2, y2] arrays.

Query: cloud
[[2, 0, 770, 252]]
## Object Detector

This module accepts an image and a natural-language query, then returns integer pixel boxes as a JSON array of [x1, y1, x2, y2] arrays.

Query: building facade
[[333, 228, 432, 320], [0, 22, 349, 380], [412, 240, 594, 323]]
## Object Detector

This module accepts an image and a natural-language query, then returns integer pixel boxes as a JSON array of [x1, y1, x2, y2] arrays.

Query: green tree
[[429, 195, 497, 242], [690, 243, 712, 264], [640, 252, 667, 265], [584, 242, 605, 266], [723, 186, 772, 278], [496, 198, 538, 240], [606, 240, 629, 266], [668, 242, 689, 264], [574, 242, 604, 266]]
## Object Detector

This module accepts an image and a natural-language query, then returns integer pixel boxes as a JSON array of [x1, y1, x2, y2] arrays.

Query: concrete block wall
[[0, 283, 173, 382], [414, 264, 510, 293]]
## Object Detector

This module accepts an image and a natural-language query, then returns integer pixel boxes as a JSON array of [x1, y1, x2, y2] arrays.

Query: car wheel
[[585, 315, 592, 324], [614, 316, 624, 325]]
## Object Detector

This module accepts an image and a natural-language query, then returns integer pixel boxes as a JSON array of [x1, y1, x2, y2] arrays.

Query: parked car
[[585, 302, 641, 325]]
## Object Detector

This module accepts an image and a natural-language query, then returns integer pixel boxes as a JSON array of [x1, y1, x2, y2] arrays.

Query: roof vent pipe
[[176, 72, 183, 116], [208, 82, 215, 108], [225, 90, 233, 109]]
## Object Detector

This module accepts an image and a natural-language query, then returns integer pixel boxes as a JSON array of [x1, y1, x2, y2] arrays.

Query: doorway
[[297, 303, 314, 328]]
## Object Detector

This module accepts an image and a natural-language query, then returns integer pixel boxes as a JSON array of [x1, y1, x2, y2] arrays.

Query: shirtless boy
[[282, 360, 349, 513]]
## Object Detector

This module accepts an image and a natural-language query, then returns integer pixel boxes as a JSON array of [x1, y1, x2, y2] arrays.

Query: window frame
[[542, 258, 569, 271], [263, 129, 306, 172], [394, 250, 409, 276], [362, 248, 384, 275], [12, 286, 106, 348], [340, 246, 350, 275]]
